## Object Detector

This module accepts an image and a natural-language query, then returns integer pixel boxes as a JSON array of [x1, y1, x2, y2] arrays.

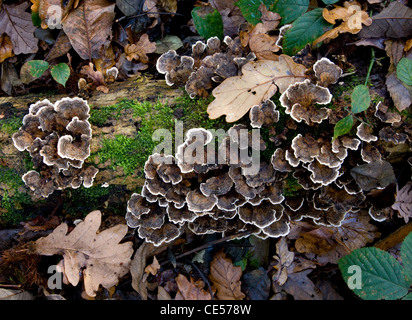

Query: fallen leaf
[[359, 2, 412, 39], [124, 34, 156, 64], [0, 2, 39, 55], [80, 62, 109, 93], [34, 210, 134, 297], [272, 237, 294, 286], [209, 250, 245, 300], [157, 286, 172, 300], [209, 0, 245, 37], [241, 268, 270, 300], [46, 30, 72, 61], [130, 241, 171, 300], [386, 72, 412, 112], [350, 160, 396, 191], [392, 182, 412, 223], [0, 34, 14, 63], [175, 274, 212, 300], [144, 256, 161, 276], [313, 1, 372, 46], [62, 0, 116, 60], [207, 54, 307, 122]]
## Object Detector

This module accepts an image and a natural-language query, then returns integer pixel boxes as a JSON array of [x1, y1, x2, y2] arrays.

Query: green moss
[[0, 166, 33, 226], [283, 174, 303, 197], [63, 185, 114, 217], [0, 116, 22, 135], [94, 94, 228, 177]]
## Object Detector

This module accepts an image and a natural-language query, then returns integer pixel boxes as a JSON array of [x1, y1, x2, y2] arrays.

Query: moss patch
[[0, 166, 33, 226]]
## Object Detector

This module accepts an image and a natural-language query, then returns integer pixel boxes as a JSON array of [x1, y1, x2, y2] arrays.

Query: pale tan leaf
[[130, 241, 170, 299], [144, 256, 161, 276], [209, 250, 245, 300], [207, 55, 306, 122], [34, 210, 133, 297], [392, 182, 412, 223], [175, 274, 212, 300], [62, 0, 115, 60], [0, 34, 14, 63]]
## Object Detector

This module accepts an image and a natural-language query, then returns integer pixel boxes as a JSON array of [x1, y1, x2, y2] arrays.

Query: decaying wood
[[0, 77, 184, 199]]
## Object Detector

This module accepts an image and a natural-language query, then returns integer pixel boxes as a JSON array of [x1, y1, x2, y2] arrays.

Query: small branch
[[116, 12, 183, 22]]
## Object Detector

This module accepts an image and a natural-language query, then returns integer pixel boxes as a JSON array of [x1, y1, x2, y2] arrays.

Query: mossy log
[[0, 77, 185, 205]]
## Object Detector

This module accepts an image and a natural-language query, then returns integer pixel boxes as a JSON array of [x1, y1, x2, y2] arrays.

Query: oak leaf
[[33, 210, 133, 297], [392, 182, 412, 223], [313, 1, 372, 46], [144, 256, 160, 276], [0, 2, 39, 55], [175, 274, 212, 300], [209, 250, 245, 300], [207, 54, 306, 122], [124, 34, 156, 64], [62, 0, 115, 60]]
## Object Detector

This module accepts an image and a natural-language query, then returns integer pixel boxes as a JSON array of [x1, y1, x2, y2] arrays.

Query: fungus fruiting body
[[12, 97, 98, 198]]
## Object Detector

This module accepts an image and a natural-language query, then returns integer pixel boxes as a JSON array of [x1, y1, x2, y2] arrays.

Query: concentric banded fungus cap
[[313, 57, 342, 87], [379, 127, 408, 144], [244, 161, 276, 187], [228, 166, 265, 199], [22, 170, 55, 198], [216, 189, 245, 211], [307, 160, 341, 186], [249, 100, 279, 128], [374, 102, 401, 124], [138, 223, 181, 246], [238, 201, 283, 228], [188, 216, 228, 235], [200, 173, 233, 196], [127, 193, 152, 218], [156, 50, 195, 86], [356, 123, 377, 142], [145, 153, 182, 185], [361, 144, 381, 163], [261, 216, 290, 237], [280, 79, 331, 125], [55, 97, 90, 121], [175, 128, 213, 173], [167, 203, 197, 224], [81, 166, 99, 188], [186, 189, 218, 212], [291, 134, 320, 164], [271, 148, 292, 172]]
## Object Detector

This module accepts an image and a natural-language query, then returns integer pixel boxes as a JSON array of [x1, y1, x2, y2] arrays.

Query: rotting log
[[0, 77, 185, 202]]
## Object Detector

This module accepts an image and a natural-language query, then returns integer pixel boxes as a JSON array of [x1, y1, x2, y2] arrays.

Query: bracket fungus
[[313, 57, 342, 87], [280, 79, 332, 125], [12, 98, 98, 199]]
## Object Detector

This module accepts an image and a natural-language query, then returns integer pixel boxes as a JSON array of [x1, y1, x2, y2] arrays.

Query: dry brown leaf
[[175, 274, 212, 300], [0, 34, 14, 63], [392, 182, 412, 223], [207, 54, 306, 122], [62, 0, 115, 60], [46, 30, 72, 61], [130, 241, 171, 300], [313, 1, 372, 46], [80, 62, 109, 93], [0, 2, 38, 55], [272, 237, 294, 286], [144, 256, 161, 276], [124, 34, 156, 64], [34, 210, 134, 297], [209, 250, 245, 300], [289, 212, 380, 265]]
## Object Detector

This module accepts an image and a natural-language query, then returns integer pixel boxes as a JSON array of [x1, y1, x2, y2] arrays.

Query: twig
[[184, 260, 214, 300], [161, 231, 252, 266], [116, 12, 183, 22]]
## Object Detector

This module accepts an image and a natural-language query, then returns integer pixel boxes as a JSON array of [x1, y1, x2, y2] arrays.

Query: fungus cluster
[[156, 36, 254, 98], [12, 98, 98, 199]]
